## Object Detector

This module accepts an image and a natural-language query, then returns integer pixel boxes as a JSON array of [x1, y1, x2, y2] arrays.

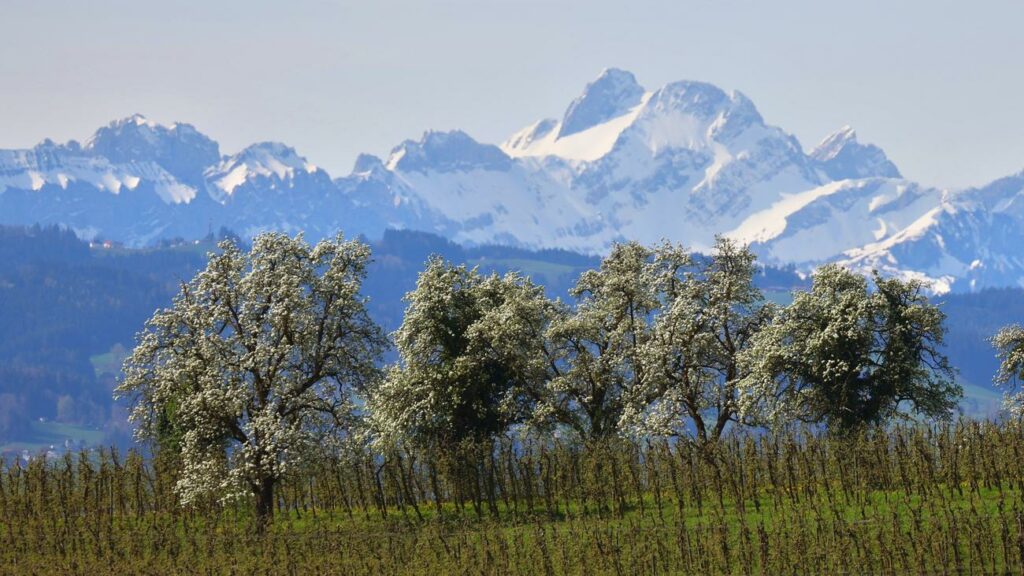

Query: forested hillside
[[0, 227, 611, 449], [0, 225, 1018, 450]]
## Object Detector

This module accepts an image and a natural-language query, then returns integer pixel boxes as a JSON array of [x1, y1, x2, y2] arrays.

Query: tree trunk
[[255, 476, 275, 528]]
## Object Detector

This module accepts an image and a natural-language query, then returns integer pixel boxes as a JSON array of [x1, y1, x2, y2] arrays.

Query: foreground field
[[3, 422, 1024, 575]]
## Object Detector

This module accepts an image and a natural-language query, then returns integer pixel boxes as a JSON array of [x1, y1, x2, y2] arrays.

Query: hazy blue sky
[[2, 0, 1022, 188]]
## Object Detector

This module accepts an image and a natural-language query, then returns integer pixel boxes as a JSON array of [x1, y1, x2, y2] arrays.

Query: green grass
[[89, 351, 119, 377], [0, 420, 106, 453], [470, 257, 583, 286], [4, 422, 1024, 574], [89, 343, 128, 377]]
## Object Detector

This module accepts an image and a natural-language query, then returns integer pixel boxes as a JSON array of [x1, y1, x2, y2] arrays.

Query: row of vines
[[2, 421, 1024, 574]]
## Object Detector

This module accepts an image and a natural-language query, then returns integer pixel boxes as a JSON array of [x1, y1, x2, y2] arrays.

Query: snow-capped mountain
[[368, 68, 973, 282], [365, 68, 829, 253], [521, 80, 813, 240], [86, 114, 220, 188], [0, 116, 378, 244], [2, 69, 1024, 293], [203, 142, 381, 240], [0, 132, 210, 244], [734, 178, 942, 264], [836, 173, 1024, 292], [338, 130, 611, 252], [809, 126, 902, 181]]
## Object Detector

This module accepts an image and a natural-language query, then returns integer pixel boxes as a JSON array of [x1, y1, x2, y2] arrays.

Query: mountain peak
[[84, 114, 220, 185], [645, 80, 755, 122], [32, 137, 81, 154], [811, 126, 901, 180], [558, 68, 645, 139], [125, 113, 159, 128], [209, 141, 317, 197], [812, 125, 857, 156], [97, 113, 201, 136], [352, 153, 386, 175], [387, 130, 512, 173], [235, 141, 307, 164]]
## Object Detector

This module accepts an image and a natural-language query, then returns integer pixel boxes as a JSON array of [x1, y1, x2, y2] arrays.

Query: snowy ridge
[[557, 68, 645, 138], [501, 95, 650, 163], [209, 142, 320, 199], [731, 179, 942, 265], [810, 126, 902, 180], [836, 175, 1024, 293], [2, 71, 1024, 293], [0, 141, 197, 204], [0, 115, 375, 243]]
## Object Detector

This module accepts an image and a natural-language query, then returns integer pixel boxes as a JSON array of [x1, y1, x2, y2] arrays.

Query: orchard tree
[[992, 325, 1024, 417], [540, 242, 661, 439], [368, 258, 560, 449], [739, 265, 960, 432], [117, 233, 386, 524], [626, 237, 774, 444]]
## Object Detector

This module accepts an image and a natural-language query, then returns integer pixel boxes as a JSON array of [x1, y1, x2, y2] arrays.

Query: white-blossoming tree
[[368, 258, 560, 449], [540, 242, 662, 439], [993, 325, 1024, 417], [624, 237, 774, 444], [117, 233, 386, 524], [739, 265, 960, 433]]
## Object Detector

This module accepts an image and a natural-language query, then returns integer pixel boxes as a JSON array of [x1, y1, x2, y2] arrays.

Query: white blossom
[[117, 233, 385, 518], [993, 325, 1024, 418], [738, 265, 959, 432], [367, 258, 559, 448]]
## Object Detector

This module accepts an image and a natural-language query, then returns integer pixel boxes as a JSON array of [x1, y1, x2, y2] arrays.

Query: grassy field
[[3, 422, 1024, 574], [89, 349, 125, 378], [467, 256, 588, 293], [0, 420, 106, 454]]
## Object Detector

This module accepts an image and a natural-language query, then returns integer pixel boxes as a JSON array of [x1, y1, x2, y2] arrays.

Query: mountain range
[[2, 68, 1023, 293]]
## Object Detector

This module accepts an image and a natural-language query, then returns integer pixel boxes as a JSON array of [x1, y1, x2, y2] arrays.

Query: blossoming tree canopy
[[117, 233, 386, 522], [739, 265, 960, 432], [993, 325, 1024, 416], [368, 257, 560, 448]]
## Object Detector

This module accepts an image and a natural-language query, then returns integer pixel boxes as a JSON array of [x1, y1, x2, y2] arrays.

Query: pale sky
[[2, 0, 1022, 189]]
